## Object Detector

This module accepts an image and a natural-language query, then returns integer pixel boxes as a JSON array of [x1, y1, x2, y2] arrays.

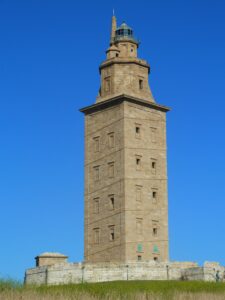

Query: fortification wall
[[25, 265, 48, 285], [25, 260, 224, 285]]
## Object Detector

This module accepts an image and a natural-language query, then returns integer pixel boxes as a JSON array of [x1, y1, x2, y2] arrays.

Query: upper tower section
[[96, 15, 155, 103]]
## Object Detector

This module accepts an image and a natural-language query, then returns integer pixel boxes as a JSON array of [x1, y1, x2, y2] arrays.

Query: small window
[[93, 228, 100, 244], [137, 255, 142, 261], [104, 77, 111, 93], [153, 245, 159, 253], [152, 190, 158, 204], [152, 220, 159, 237], [94, 198, 100, 214], [136, 158, 140, 169], [109, 225, 115, 241], [139, 79, 143, 90], [93, 166, 100, 181], [151, 159, 157, 174], [136, 218, 143, 235], [135, 125, 141, 138], [116, 53, 119, 57], [137, 243, 143, 252], [108, 162, 115, 178], [136, 156, 142, 170], [136, 185, 142, 202], [153, 257, 158, 262], [151, 127, 157, 143], [131, 48, 134, 52], [108, 132, 115, 148], [109, 194, 115, 210], [153, 227, 158, 236], [93, 136, 100, 152]]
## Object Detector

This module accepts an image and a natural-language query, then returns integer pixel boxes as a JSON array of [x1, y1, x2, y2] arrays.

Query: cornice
[[80, 94, 170, 115], [99, 58, 150, 74]]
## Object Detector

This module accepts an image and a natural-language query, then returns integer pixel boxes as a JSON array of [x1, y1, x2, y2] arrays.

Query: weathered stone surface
[[25, 261, 225, 285], [81, 15, 169, 264], [35, 252, 68, 267]]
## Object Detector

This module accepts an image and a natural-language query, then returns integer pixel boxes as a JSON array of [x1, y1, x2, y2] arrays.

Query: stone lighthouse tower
[[80, 15, 170, 263]]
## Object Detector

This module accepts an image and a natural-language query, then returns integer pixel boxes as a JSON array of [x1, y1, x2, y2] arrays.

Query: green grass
[[37, 280, 225, 296], [1, 279, 225, 299], [0, 278, 22, 291]]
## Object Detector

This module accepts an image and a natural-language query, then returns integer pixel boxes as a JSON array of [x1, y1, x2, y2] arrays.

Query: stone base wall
[[25, 261, 225, 285]]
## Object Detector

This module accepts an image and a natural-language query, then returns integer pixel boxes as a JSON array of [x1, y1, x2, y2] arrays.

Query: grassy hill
[[1, 279, 225, 299]]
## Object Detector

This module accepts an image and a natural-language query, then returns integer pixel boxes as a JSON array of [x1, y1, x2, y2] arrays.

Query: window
[[139, 79, 143, 90], [93, 228, 100, 244], [136, 158, 140, 166], [137, 255, 142, 261], [152, 221, 159, 237], [136, 155, 142, 170], [151, 159, 157, 174], [93, 136, 100, 152], [152, 189, 158, 204], [137, 243, 143, 253], [116, 53, 119, 57], [109, 194, 115, 210], [153, 227, 157, 236], [136, 185, 142, 202], [150, 127, 157, 143], [93, 198, 99, 214], [108, 162, 115, 178], [93, 166, 100, 181], [98, 86, 102, 97], [136, 218, 143, 235], [108, 132, 115, 148], [136, 185, 142, 210], [109, 225, 115, 241], [135, 124, 141, 139], [153, 257, 158, 262], [104, 77, 111, 93], [153, 245, 159, 253], [131, 48, 134, 52]]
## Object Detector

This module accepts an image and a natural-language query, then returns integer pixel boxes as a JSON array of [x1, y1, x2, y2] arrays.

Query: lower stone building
[[25, 258, 225, 284]]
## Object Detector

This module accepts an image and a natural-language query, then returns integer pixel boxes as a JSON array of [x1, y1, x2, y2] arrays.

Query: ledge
[[99, 57, 150, 73], [79, 94, 171, 115]]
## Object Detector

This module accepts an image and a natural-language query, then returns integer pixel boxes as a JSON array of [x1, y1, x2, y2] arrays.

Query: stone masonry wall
[[25, 261, 225, 285], [123, 101, 168, 262], [84, 103, 126, 263]]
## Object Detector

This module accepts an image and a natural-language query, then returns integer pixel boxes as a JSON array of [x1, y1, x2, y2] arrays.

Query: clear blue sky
[[0, 0, 225, 280]]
